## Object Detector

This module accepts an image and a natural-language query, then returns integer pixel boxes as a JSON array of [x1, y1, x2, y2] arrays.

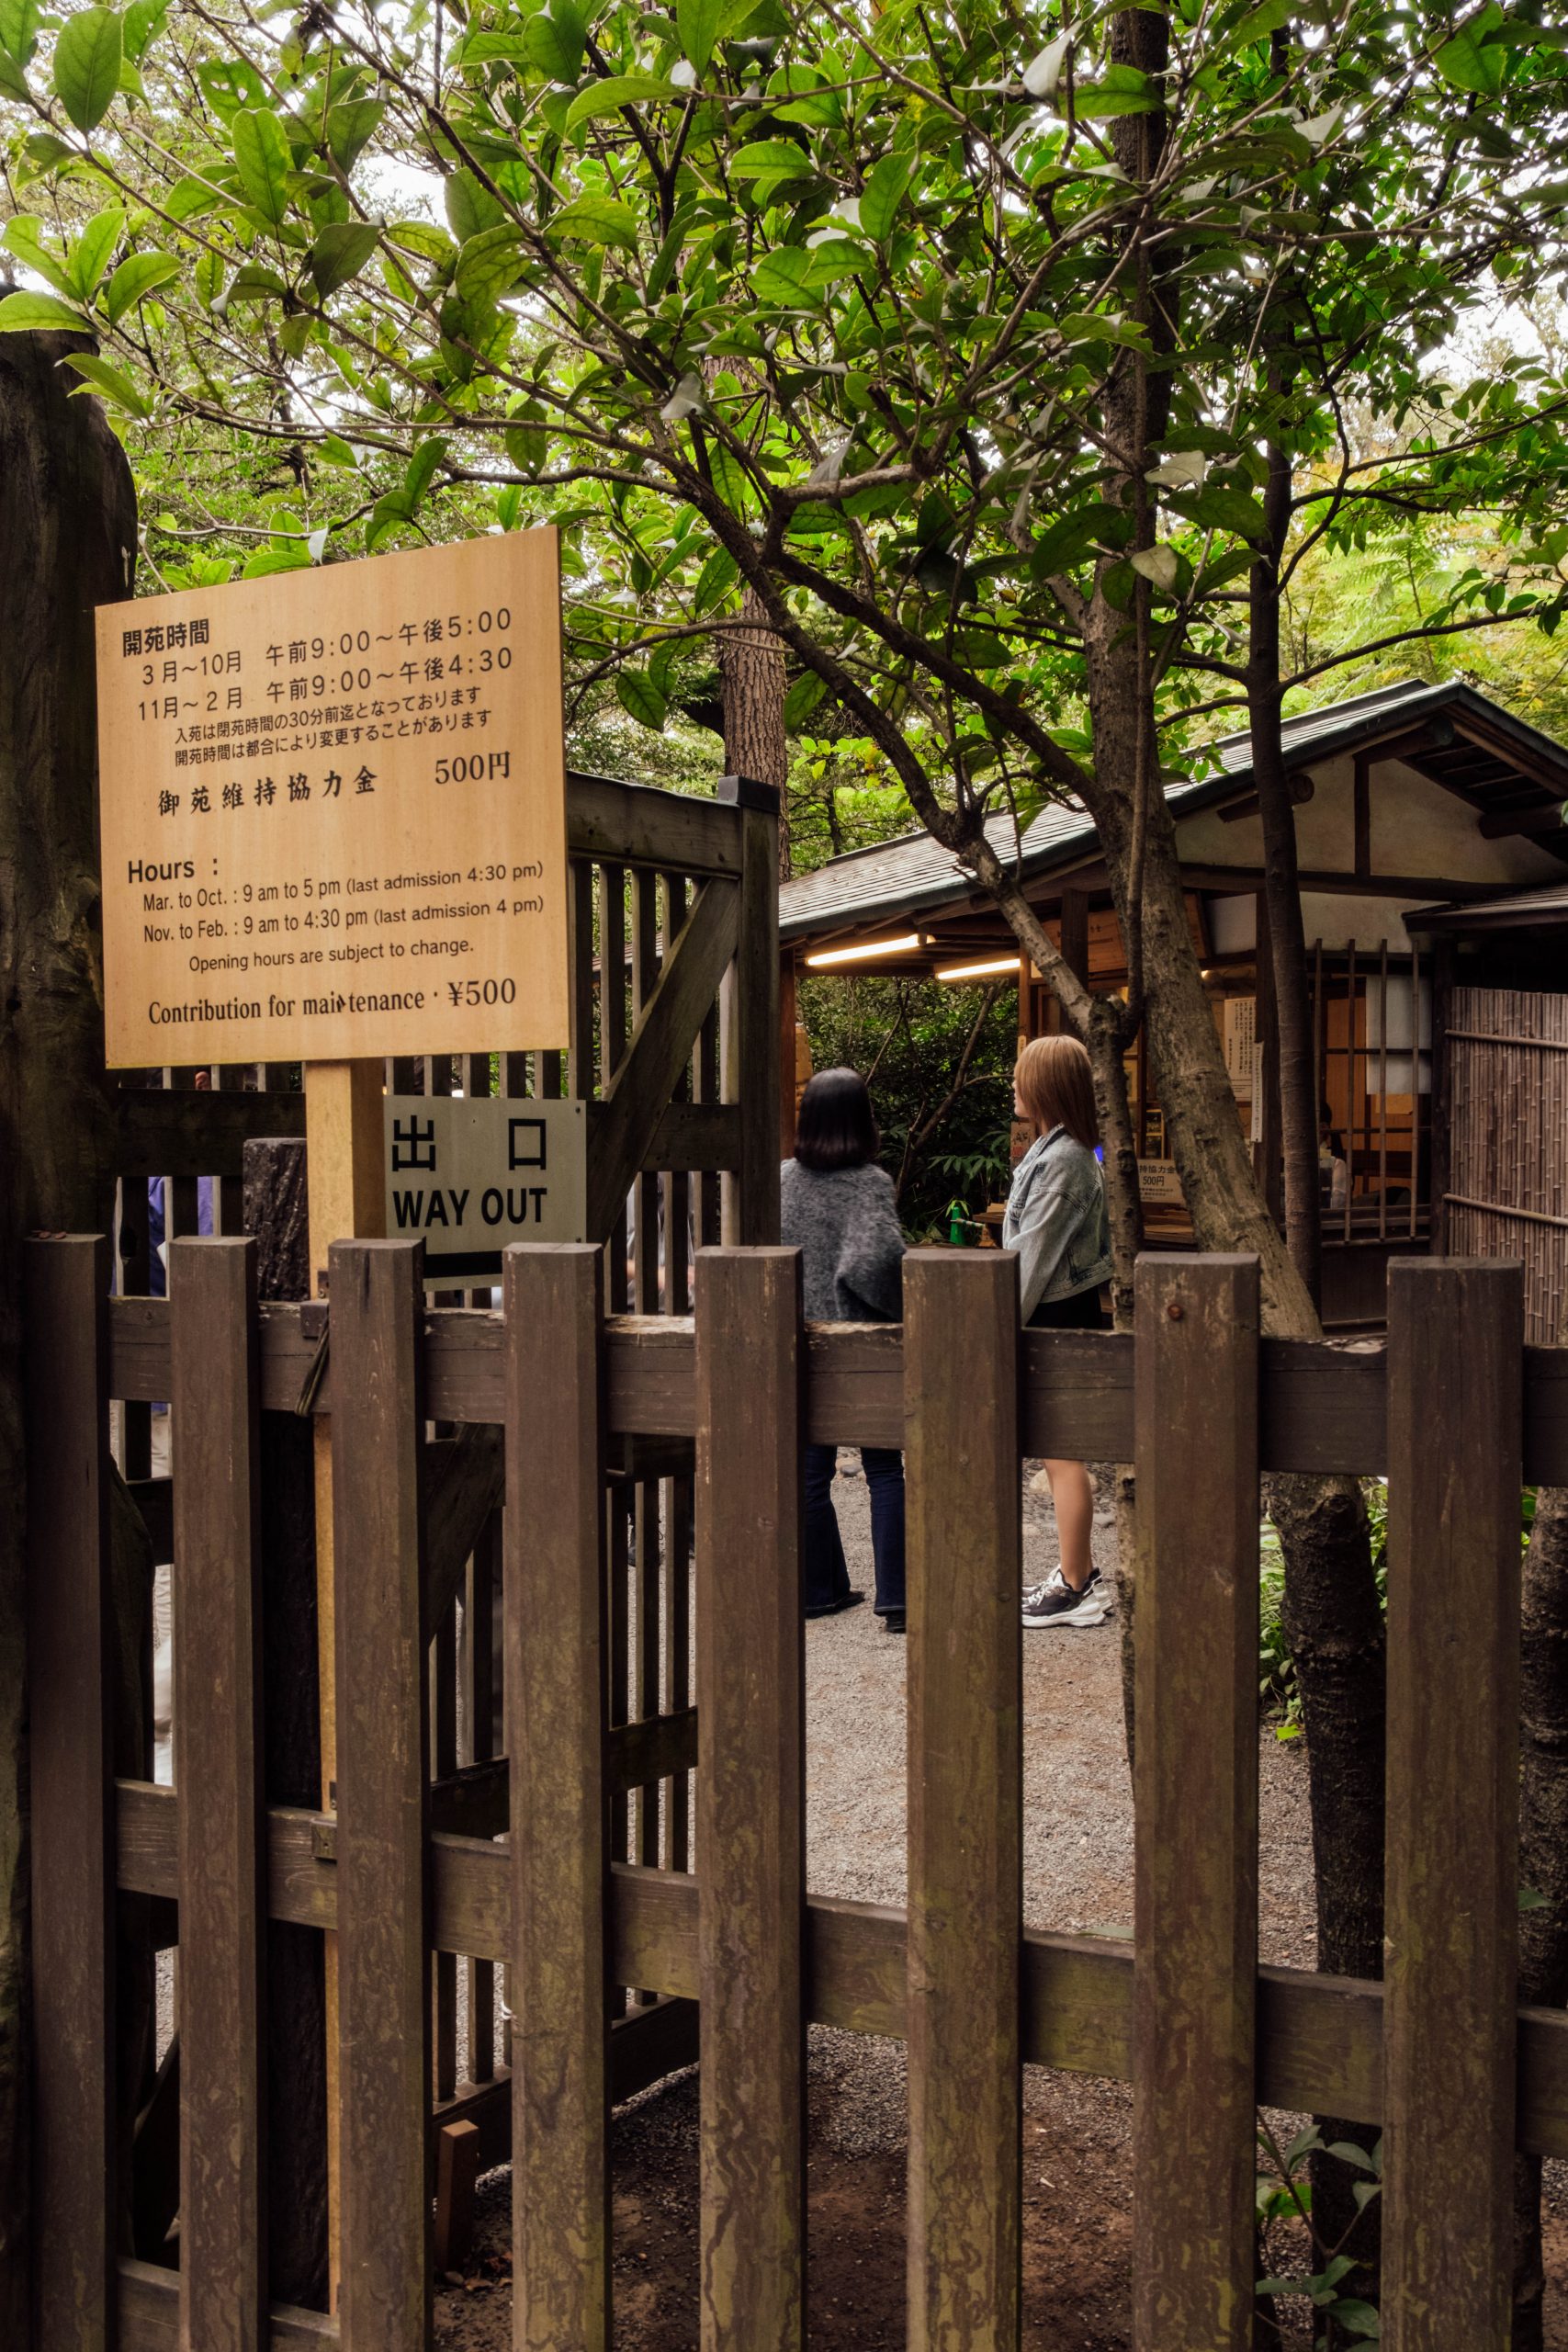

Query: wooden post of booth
[[305, 1057, 386, 2295], [718, 776, 782, 1246]]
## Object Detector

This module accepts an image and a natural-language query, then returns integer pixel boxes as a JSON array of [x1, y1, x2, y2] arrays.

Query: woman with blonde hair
[[1003, 1034, 1112, 1629]]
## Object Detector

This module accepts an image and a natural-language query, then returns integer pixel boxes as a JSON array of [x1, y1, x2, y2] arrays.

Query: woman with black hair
[[780, 1068, 908, 1632]]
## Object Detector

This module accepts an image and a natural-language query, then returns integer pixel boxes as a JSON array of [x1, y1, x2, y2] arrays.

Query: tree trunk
[[721, 587, 790, 877], [0, 333, 138, 2332], [1249, 436, 1323, 1304]]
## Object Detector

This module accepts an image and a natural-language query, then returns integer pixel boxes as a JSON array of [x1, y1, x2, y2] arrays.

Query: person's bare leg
[[1043, 1459, 1095, 1589]]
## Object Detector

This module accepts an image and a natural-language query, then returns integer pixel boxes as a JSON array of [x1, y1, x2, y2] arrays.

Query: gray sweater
[[779, 1159, 905, 1323]]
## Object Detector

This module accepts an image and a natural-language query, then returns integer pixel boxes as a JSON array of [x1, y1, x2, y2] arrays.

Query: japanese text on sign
[[96, 530, 570, 1066], [383, 1095, 586, 1280]]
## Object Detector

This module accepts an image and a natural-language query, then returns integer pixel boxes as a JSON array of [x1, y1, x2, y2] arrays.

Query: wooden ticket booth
[[781, 680, 1568, 1326]]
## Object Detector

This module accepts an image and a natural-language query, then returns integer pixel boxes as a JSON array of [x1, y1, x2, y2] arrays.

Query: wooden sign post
[[95, 527, 572, 2297]]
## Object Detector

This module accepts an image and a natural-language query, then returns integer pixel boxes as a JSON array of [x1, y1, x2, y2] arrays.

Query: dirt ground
[[434, 1458, 1568, 2348]]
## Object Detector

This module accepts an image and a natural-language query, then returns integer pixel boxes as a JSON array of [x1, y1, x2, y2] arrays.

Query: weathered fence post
[[1383, 1256, 1524, 2349], [0, 334, 137, 2335], [694, 1245, 806, 2349], [331, 1239, 433, 2350], [904, 1246, 1023, 2352], [505, 1242, 612, 2352], [169, 1237, 266, 2348], [1133, 1252, 1260, 2352]]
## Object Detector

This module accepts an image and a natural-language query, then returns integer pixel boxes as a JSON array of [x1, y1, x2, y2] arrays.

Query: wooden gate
[[22, 1234, 1568, 2349], [1447, 984, 1568, 1343], [91, 767, 779, 2302]]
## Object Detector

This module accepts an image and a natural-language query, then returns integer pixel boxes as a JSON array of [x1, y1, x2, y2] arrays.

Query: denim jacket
[[1001, 1125, 1112, 1321]]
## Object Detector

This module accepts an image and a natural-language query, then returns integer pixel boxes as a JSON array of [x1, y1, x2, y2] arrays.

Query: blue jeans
[[803, 1444, 906, 1615]]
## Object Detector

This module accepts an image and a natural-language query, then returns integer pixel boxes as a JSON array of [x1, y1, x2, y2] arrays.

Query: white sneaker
[[1022, 1566, 1110, 1629]]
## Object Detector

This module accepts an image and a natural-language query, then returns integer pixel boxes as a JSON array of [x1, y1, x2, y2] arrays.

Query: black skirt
[[1028, 1285, 1108, 1331]]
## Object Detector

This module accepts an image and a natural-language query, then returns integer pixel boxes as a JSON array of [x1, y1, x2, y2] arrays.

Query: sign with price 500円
[[95, 526, 570, 1066]]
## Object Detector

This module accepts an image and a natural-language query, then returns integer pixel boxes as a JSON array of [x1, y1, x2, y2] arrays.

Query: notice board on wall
[[96, 528, 569, 1067]]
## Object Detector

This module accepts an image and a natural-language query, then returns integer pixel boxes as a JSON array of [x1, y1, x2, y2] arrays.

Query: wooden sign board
[[95, 529, 570, 1066], [1138, 1157, 1185, 1205], [385, 1095, 586, 1280]]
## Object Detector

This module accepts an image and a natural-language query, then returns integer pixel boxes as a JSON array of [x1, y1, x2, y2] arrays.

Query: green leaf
[[242, 542, 311, 579], [564, 73, 684, 129], [52, 6, 122, 130], [1029, 506, 1109, 577], [615, 669, 667, 729], [860, 150, 915, 241], [1190, 483, 1271, 545], [705, 437, 751, 515], [455, 223, 525, 305], [784, 671, 826, 728], [309, 220, 381, 297], [327, 98, 384, 174], [1436, 6, 1506, 96], [676, 0, 731, 74], [0, 0, 41, 63], [223, 261, 288, 305], [0, 288, 90, 333], [750, 246, 817, 305], [2, 214, 81, 300], [547, 195, 639, 253], [1329, 2298, 1381, 2336], [1130, 542, 1179, 592], [68, 204, 123, 300], [165, 172, 226, 221], [105, 250, 180, 322], [524, 3, 587, 83], [231, 107, 294, 230], [694, 545, 739, 613], [444, 167, 506, 243], [403, 435, 448, 507], [730, 138, 812, 180], [121, 0, 164, 62], [60, 349, 151, 415]]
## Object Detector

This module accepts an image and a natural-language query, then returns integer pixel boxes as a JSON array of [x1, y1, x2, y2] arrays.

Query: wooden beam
[[719, 776, 782, 1245], [1354, 752, 1371, 878], [116, 1085, 307, 1179], [1476, 804, 1568, 841], [585, 877, 740, 1240], [584, 1097, 741, 1172], [101, 1297, 1568, 1487], [111, 1782, 1568, 2164], [567, 771, 744, 877]]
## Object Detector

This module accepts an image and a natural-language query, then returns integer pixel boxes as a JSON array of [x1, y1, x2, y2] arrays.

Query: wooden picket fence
[[22, 1233, 1568, 2350]]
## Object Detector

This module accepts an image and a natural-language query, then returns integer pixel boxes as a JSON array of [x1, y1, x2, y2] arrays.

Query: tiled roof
[[780, 679, 1568, 944], [1412, 881, 1568, 931]]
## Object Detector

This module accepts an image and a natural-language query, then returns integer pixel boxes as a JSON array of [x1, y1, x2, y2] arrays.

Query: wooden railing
[[23, 1235, 1562, 2350]]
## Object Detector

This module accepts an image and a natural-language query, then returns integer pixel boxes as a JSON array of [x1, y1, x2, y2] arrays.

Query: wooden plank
[[1383, 1258, 1524, 2350], [719, 784, 781, 1246], [423, 1424, 503, 1637], [116, 1085, 307, 1179], [904, 1248, 1022, 2352], [330, 1241, 432, 2351], [118, 2261, 336, 2350], [104, 1780, 1568, 2161], [505, 1245, 612, 2352], [169, 1239, 267, 2350], [567, 770, 744, 876], [430, 1999, 702, 2177], [694, 1250, 806, 2349], [24, 1236, 116, 2352], [586, 878, 740, 1242], [433, 2123, 480, 2279], [584, 1098, 740, 1172], [1132, 1253, 1259, 2352]]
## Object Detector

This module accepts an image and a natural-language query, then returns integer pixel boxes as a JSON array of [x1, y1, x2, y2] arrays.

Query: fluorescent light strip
[[935, 956, 1023, 982], [805, 933, 923, 968]]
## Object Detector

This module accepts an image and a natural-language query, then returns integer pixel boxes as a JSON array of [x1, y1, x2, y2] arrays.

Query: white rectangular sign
[[385, 1094, 586, 1280]]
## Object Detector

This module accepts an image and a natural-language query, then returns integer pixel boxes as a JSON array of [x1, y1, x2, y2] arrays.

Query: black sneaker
[[805, 1590, 865, 1622], [879, 1609, 907, 1634], [1021, 1566, 1110, 1629]]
